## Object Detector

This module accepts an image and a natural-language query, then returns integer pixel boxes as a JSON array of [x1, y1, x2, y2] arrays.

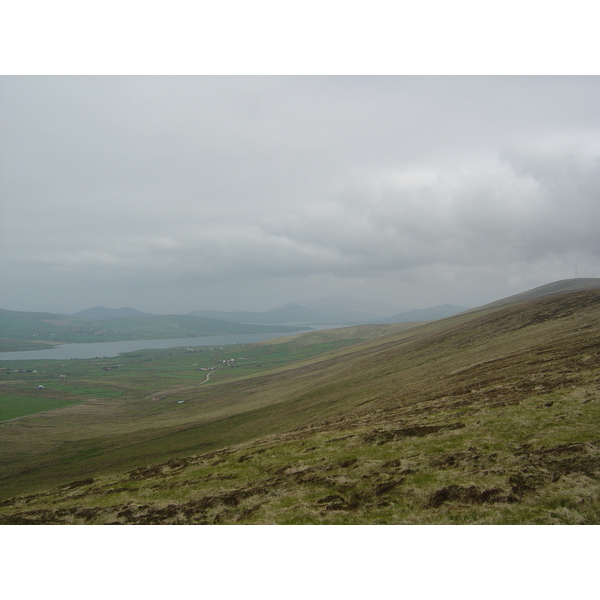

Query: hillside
[[1, 287, 599, 524], [474, 278, 600, 311], [382, 304, 469, 323]]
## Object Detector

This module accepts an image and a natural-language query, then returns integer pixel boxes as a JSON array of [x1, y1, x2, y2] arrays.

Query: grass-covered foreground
[[0, 289, 599, 524]]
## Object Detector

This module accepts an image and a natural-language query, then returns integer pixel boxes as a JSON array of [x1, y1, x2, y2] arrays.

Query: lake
[[0, 331, 311, 361]]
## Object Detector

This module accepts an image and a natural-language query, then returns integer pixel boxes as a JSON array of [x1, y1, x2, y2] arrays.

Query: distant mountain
[[0, 308, 307, 350], [266, 304, 326, 323], [273, 297, 401, 323], [71, 306, 153, 320], [188, 310, 264, 323], [283, 296, 401, 317], [382, 304, 470, 323], [190, 297, 402, 325], [188, 305, 324, 325]]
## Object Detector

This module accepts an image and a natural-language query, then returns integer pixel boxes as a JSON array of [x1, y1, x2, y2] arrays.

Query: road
[[145, 368, 216, 400]]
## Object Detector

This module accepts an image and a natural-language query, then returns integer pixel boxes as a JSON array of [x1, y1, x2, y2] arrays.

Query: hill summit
[[475, 277, 600, 310], [71, 306, 153, 319]]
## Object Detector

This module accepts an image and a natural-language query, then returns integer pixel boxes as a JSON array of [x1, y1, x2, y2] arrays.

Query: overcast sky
[[1, 76, 599, 314]]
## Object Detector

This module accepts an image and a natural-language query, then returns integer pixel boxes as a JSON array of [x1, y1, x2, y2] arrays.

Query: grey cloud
[[2, 76, 600, 313]]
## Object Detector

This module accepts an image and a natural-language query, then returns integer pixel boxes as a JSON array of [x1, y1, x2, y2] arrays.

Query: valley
[[1, 280, 599, 524]]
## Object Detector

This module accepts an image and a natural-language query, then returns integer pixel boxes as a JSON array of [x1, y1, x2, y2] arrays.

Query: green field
[[1, 289, 599, 524], [0, 394, 82, 422], [0, 329, 379, 424]]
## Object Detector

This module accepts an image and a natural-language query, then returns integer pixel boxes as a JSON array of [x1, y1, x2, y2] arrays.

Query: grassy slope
[[0, 334, 379, 497], [472, 277, 600, 311], [1, 290, 599, 523]]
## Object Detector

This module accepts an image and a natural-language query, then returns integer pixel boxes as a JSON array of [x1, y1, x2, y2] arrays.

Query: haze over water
[[0, 331, 309, 361]]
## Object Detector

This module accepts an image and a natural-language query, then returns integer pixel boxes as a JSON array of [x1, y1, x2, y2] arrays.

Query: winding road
[[145, 368, 216, 400]]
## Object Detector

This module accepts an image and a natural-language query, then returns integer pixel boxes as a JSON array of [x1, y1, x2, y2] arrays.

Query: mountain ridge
[[473, 278, 600, 311], [71, 306, 154, 320]]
